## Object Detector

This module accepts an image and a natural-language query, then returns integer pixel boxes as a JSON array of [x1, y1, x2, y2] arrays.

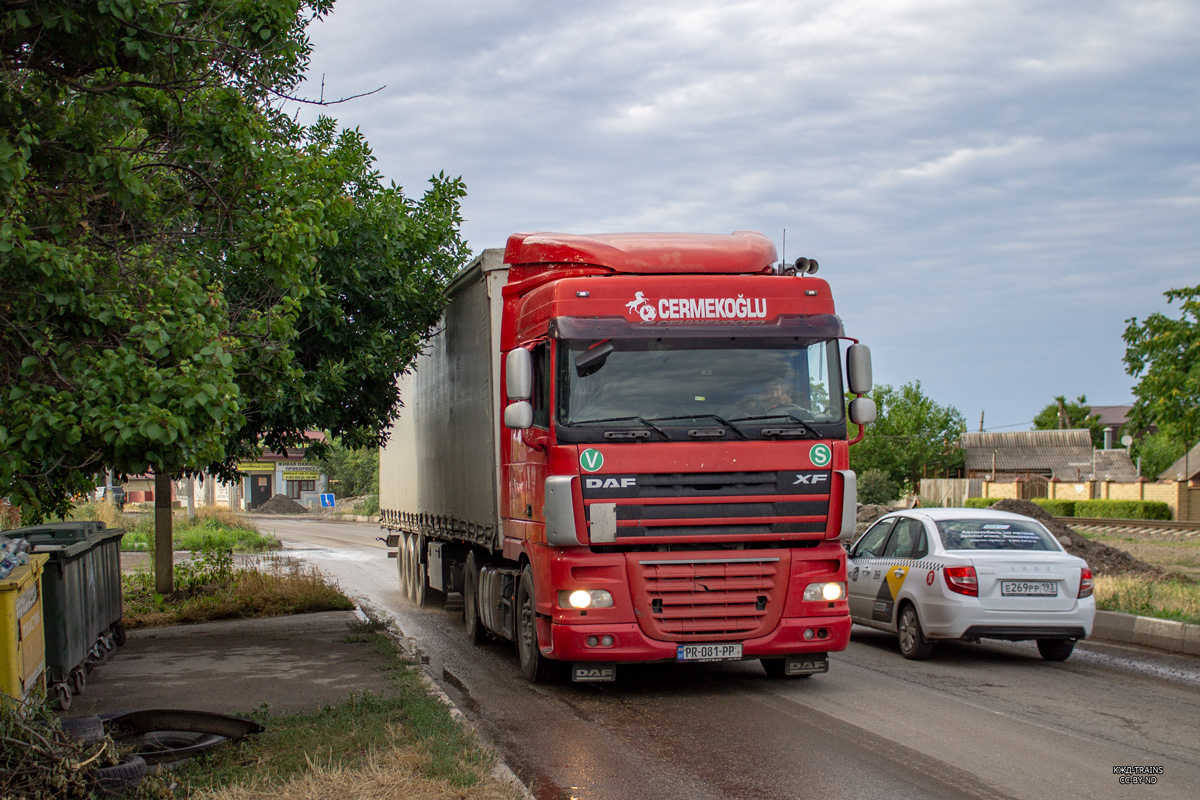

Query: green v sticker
[[580, 448, 604, 472]]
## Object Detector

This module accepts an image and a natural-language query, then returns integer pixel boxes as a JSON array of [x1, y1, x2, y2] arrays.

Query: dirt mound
[[991, 499, 1166, 579], [255, 494, 308, 515]]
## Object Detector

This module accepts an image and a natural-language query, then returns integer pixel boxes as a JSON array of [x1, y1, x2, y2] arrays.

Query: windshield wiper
[[727, 412, 822, 439], [650, 413, 749, 440], [570, 415, 670, 439]]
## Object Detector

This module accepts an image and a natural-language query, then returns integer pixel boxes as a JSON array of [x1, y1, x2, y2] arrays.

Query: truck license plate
[[677, 643, 743, 662], [1001, 580, 1057, 597]]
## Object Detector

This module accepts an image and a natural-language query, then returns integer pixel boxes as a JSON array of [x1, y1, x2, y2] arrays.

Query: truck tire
[[413, 535, 428, 606], [397, 533, 411, 597], [517, 565, 557, 683], [463, 552, 486, 644]]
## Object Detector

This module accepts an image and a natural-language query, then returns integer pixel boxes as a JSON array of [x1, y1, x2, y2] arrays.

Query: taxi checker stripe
[[860, 558, 942, 571]]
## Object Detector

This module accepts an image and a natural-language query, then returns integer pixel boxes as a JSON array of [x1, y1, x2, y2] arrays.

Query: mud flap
[[785, 653, 828, 676], [572, 662, 616, 682]]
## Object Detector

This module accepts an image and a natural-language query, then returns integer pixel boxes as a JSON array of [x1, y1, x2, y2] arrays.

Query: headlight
[[558, 589, 614, 609], [803, 582, 845, 602]]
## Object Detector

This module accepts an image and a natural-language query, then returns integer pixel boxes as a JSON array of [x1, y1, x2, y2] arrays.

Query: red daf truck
[[379, 231, 876, 682]]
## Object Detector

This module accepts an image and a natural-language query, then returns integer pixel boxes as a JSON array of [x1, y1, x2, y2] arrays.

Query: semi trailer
[[379, 231, 876, 682]]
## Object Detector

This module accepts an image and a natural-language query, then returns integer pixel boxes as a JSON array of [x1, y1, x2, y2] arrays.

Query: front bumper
[[543, 614, 851, 663]]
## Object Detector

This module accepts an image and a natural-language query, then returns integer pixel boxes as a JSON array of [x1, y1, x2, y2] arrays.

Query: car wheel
[[897, 603, 933, 660], [516, 565, 556, 683], [1037, 638, 1076, 661], [463, 552, 486, 644]]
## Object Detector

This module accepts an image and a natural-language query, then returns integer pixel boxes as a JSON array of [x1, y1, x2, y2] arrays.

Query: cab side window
[[852, 518, 895, 558], [531, 343, 550, 429]]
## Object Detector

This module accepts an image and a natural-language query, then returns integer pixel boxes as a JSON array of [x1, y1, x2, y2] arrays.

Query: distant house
[[960, 429, 1138, 483], [1159, 442, 1200, 482]]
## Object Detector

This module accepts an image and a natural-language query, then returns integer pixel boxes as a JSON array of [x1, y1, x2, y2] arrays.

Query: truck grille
[[582, 470, 829, 540], [632, 556, 787, 641]]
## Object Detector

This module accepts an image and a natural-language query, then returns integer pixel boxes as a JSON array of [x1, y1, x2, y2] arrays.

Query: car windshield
[[557, 337, 844, 430], [935, 519, 1060, 552]]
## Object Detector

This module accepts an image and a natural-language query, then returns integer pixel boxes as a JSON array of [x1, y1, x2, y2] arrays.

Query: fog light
[[601, 635, 614, 647], [817, 628, 828, 639], [803, 628, 815, 640], [587, 636, 599, 647]]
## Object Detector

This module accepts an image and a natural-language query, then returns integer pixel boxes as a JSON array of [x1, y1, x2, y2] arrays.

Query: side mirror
[[506, 348, 532, 402], [846, 344, 872, 395], [504, 401, 533, 430], [849, 396, 877, 425]]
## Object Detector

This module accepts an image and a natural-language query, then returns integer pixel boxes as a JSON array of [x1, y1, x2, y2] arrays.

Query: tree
[[1032, 395, 1105, 449], [308, 438, 379, 499], [1, 3, 467, 525], [849, 382, 966, 492], [1130, 432, 1187, 481], [1123, 285, 1200, 455]]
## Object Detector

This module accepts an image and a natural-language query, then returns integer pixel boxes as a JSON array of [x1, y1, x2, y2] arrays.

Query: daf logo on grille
[[792, 473, 829, 485], [585, 477, 637, 489]]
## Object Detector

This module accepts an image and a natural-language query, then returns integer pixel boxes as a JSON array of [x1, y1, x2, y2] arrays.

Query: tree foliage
[[850, 381, 966, 492], [1, 2, 467, 522], [308, 439, 379, 498], [1123, 285, 1200, 452], [1130, 431, 1187, 481], [1032, 395, 1105, 449]]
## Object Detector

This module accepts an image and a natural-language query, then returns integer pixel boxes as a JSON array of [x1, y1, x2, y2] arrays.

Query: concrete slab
[[67, 611, 396, 718]]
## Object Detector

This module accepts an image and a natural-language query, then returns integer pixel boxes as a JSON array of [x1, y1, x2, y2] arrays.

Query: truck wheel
[[397, 533, 411, 597], [517, 565, 556, 683], [463, 552, 486, 644], [413, 536, 428, 606]]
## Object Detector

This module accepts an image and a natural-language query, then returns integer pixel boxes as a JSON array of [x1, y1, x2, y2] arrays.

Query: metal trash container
[[12, 521, 126, 710], [0, 553, 49, 703]]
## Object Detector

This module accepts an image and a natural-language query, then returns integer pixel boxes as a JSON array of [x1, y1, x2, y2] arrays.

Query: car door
[[847, 517, 896, 622], [873, 517, 924, 624]]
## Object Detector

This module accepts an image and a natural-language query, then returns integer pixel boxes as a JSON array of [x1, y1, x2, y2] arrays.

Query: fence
[[917, 478, 1200, 521]]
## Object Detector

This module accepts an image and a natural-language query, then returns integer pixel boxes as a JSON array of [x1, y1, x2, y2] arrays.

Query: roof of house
[[960, 429, 1139, 482], [1159, 441, 1200, 482]]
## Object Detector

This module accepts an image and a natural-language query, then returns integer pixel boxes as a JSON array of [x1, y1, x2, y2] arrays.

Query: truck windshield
[[556, 337, 845, 440]]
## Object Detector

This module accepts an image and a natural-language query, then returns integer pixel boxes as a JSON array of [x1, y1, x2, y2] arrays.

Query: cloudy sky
[[290, 0, 1199, 432]]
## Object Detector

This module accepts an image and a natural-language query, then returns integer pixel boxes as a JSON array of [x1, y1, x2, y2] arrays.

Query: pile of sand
[[255, 494, 308, 515]]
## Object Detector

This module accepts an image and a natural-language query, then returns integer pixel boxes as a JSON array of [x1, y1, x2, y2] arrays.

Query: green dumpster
[[12, 521, 126, 710]]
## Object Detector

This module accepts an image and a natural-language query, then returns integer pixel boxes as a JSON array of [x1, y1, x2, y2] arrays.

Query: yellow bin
[[1, 553, 49, 702]]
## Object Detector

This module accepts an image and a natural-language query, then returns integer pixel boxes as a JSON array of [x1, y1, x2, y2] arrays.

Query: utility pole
[[979, 411, 984, 433]]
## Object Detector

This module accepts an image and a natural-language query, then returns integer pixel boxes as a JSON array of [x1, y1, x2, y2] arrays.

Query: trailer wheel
[[407, 534, 421, 603], [397, 533, 411, 597], [463, 552, 486, 644], [413, 535, 428, 606], [517, 565, 557, 684]]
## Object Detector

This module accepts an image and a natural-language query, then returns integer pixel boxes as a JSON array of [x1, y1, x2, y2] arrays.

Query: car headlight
[[803, 582, 845, 602], [558, 589, 614, 609]]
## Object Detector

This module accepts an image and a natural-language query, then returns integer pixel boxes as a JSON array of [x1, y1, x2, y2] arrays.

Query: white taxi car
[[846, 508, 1094, 661]]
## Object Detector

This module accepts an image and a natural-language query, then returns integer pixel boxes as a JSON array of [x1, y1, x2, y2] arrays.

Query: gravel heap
[[255, 493, 308, 515], [991, 499, 1167, 580]]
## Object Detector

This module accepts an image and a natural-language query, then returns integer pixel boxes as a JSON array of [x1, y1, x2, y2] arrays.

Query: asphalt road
[[255, 515, 1200, 800]]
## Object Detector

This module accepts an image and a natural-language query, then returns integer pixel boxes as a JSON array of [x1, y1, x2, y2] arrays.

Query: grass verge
[[1093, 575, 1200, 626], [168, 627, 521, 800], [71, 502, 280, 553]]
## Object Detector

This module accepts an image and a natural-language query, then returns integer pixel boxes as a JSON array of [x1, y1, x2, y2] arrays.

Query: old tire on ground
[[897, 603, 933, 660], [91, 754, 146, 796], [1036, 638, 1076, 661], [463, 552, 485, 644], [517, 565, 558, 684], [61, 715, 105, 745]]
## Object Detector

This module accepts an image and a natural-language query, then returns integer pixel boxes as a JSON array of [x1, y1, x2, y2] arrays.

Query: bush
[[964, 497, 1000, 508], [1074, 499, 1172, 521], [1032, 499, 1077, 517], [858, 469, 899, 505]]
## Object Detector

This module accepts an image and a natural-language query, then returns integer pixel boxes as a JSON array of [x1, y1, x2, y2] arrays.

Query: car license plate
[[1001, 580, 1057, 597], [677, 643, 743, 662]]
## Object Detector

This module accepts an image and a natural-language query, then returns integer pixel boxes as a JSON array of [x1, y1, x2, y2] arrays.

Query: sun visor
[[550, 314, 845, 340]]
